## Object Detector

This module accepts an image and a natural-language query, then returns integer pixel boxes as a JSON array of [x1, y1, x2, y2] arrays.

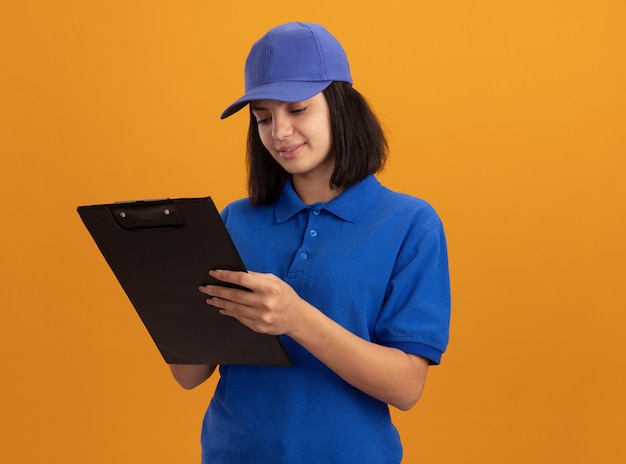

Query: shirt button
[[300, 253, 308, 260], [313, 209, 320, 216], [309, 230, 318, 237]]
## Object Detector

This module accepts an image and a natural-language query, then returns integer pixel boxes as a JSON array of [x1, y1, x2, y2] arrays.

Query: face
[[250, 92, 333, 182]]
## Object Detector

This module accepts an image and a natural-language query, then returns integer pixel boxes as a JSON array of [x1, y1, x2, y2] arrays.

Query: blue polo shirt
[[201, 174, 450, 463]]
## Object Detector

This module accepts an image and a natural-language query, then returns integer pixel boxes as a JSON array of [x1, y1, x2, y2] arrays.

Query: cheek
[[257, 128, 274, 153], [313, 109, 331, 143], [319, 119, 332, 152]]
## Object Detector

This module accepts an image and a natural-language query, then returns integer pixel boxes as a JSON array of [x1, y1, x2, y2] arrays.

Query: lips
[[276, 143, 305, 159]]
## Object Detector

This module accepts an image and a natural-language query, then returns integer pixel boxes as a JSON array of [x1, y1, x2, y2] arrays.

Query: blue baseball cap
[[220, 22, 353, 119]]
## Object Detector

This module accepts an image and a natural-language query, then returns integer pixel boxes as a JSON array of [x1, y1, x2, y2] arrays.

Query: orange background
[[1, 1, 625, 462]]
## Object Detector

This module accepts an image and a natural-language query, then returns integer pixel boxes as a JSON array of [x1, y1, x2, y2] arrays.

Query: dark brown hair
[[246, 82, 388, 206]]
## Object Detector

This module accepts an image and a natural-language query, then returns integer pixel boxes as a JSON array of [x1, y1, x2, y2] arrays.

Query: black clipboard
[[77, 197, 290, 366]]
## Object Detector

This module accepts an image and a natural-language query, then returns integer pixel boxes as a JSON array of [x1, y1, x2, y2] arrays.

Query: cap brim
[[220, 80, 333, 119]]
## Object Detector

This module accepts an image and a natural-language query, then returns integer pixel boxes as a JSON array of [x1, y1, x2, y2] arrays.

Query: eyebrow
[[250, 100, 294, 112]]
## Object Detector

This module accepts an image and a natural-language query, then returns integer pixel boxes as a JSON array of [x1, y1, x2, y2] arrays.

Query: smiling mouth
[[278, 143, 303, 152], [276, 143, 304, 159]]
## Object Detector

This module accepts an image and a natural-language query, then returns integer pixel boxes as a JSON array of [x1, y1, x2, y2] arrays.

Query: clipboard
[[77, 197, 290, 366]]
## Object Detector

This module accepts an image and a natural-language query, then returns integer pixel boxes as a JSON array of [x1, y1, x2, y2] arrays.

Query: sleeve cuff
[[383, 341, 444, 365]]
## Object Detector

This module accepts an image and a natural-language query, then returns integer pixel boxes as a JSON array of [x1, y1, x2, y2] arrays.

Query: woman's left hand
[[200, 269, 304, 336]]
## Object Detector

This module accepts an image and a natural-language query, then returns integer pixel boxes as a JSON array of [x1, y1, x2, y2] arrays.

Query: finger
[[209, 269, 255, 289], [220, 311, 271, 335], [215, 302, 276, 335], [209, 296, 266, 328], [210, 269, 279, 290], [200, 284, 257, 307], [246, 270, 278, 281]]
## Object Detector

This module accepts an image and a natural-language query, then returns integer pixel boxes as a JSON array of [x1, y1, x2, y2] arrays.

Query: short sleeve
[[374, 222, 451, 364]]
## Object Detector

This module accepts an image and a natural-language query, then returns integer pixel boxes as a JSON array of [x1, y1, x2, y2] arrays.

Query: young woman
[[170, 22, 451, 463]]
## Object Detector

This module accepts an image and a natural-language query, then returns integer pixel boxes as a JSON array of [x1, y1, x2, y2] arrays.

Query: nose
[[272, 112, 293, 140]]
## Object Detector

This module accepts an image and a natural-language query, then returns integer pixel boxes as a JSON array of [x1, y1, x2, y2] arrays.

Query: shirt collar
[[275, 175, 381, 223]]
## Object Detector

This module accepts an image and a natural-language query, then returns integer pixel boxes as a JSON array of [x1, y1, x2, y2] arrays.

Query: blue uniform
[[201, 175, 450, 463]]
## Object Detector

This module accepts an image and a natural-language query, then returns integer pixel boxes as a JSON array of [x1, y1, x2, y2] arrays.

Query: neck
[[292, 175, 344, 205]]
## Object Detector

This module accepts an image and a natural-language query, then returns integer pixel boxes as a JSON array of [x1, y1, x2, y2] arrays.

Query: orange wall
[[1, 1, 625, 462]]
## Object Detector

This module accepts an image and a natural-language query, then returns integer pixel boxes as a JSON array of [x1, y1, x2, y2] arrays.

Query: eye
[[253, 113, 271, 125], [290, 106, 308, 115]]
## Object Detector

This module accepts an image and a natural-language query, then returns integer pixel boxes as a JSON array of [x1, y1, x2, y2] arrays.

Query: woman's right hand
[[169, 364, 216, 390]]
